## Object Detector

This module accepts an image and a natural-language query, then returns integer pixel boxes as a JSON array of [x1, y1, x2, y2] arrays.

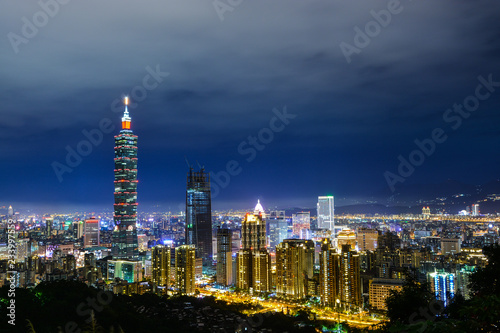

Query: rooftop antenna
[[121, 96, 132, 129]]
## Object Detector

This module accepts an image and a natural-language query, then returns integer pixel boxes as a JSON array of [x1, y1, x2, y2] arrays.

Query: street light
[[336, 299, 341, 333]]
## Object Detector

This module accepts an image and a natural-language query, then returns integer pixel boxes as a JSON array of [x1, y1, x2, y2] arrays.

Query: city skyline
[[2, 2, 500, 332], [1, 1, 500, 212]]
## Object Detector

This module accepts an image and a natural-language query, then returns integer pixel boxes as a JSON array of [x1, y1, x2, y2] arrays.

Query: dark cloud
[[1, 0, 500, 211]]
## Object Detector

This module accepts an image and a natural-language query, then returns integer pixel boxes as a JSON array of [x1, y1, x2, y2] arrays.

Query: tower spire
[[254, 199, 264, 216], [122, 96, 131, 129]]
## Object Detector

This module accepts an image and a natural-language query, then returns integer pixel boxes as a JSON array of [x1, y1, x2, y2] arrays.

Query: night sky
[[1, 1, 500, 212]]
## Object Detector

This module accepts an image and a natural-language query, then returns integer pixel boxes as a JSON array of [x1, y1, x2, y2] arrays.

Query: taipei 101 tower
[[112, 97, 139, 259]]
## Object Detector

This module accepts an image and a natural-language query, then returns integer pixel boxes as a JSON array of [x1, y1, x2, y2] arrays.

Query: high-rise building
[[319, 240, 361, 308], [369, 278, 404, 310], [317, 196, 334, 231], [46, 218, 53, 237], [378, 232, 401, 251], [337, 228, 357, 251], [276, 239, 314, 300], [84, 218, 100, 248], [422, 206, 431, 218], [175, 245, 196, 295], [428, 271, 455, 307], [236, 202, 271, 293], [112, 97, 139, 259], [84, 253, 96, 267], [216, 227, 233, 286], [8, 205, 13, 217], [339, 244, 361, 307], [137, 234, 148, 252], [441, 238, 461, 255], [72, 221, 84, 239], [472, 204, 480, 216], [107, 260, 142, 283], [319, 238, 339, 307], [357, 228, 378, 251], [267, 210, 287, 250], [241, 211, 267, 250], [152, 245, 171, 287], [236, 249, 252, 290], [251, 249, 271, 293], [185, 167, 212, 263], [16, 239, 30, 263], [292, 212, 310, 239], [455, 265, 474, 300]]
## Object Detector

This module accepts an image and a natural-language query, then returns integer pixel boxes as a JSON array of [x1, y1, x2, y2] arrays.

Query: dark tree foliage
[[0, 280, 317, 333], [383, 245, 500, 332], [385, 274, 436, 326], [469, 244, 500, 296]]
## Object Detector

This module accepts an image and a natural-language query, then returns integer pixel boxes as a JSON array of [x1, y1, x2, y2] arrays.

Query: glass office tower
[[317, 196, 334, 231], [185, 167, 212, 263]]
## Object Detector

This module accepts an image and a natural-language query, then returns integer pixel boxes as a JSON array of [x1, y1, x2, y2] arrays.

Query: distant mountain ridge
[[286, 180, 500, 216]]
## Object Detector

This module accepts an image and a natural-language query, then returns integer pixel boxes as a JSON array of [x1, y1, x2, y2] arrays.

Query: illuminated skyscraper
[[84, 218, 100, 247], [267, 210, 287, 250], [319, 241, 361, 308], [428, 271, 455, 307], [356, 228, 379, 251], [8, 205, 13, 217], [242, 206, 267, 250], [339, 244, 361, 307], [337, 228, 357, 251], [472, 204, 480, 216], [276, 239, 314, 300], [152, 245, 171, 287], [185, 167, 212, 263], [422, 206, 431, 218], [216, 227, 233, 286], [292, 212, 310, 239], [16, 239, 30, 263], [251, 250, 271, 293], [175, 245, 196, 295], [72, 221, 84, 239], [319, 238, 339, 307], [236, 202, 271, 293], [236, 249, 252, 290], [317, 196, 334, 231], [112, 97, 139, 259]]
